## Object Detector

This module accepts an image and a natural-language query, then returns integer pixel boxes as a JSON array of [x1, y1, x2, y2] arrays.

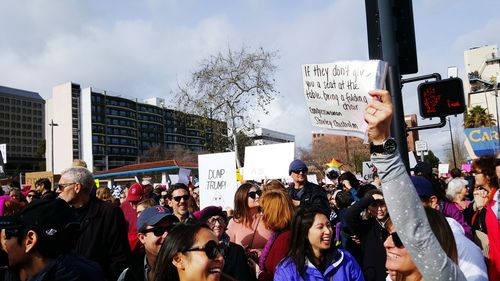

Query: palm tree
[[463, 105, 496, 128]]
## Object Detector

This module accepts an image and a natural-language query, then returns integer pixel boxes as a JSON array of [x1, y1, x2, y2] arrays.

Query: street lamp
[[49, 119, 58, 172]]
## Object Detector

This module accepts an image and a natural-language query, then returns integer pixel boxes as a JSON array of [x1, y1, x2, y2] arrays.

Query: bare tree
[[173, 47, 279, 167], [444, 129, 468, 168]]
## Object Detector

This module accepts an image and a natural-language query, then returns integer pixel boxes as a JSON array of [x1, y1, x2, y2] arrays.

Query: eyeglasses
[[173, 195, 190, 202], [207, 216, 226, 226], [248, 190, 262, 199], [389, 232, 404, 248], [142, 225, 175, 237], [291, 169, 307, 175], [182, 240, 225, 260], [58, 182, 77, 191]]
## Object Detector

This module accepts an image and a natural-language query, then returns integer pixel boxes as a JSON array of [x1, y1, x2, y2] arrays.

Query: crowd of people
[[0, 89, 498, 281]]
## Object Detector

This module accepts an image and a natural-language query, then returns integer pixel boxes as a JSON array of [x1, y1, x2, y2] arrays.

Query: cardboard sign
[[438, 164, 450, 175], [178, 168, 191, 185], [362, 161, 375, 181], [302, 60, 387, 139], [198, 152, 238, 209], [25, 171, 55, 190], [243, 142, 295, 180]]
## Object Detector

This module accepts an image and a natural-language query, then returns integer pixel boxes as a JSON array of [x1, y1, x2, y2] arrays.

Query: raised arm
[[365, 90, 466, 281]]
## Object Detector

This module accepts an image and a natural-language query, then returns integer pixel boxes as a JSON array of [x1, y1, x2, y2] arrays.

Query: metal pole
[[495, 79, 499, 151], [448, 117, 457, 168], [49, 119, 58, 172], [378, 0, 410, 171]]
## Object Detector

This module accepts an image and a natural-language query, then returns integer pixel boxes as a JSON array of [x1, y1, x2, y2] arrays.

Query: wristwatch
[[370, 138, 397, 155]]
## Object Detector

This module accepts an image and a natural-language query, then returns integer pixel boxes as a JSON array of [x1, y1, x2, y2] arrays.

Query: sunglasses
[[291, 169, 307, 174], [182, 240, 225, 260], [207, 216, 226, 226], [390, 232, 404, 248], [248, 190, 262, 199], [142, 225, 175, 237], [173, 195, 190, 202]]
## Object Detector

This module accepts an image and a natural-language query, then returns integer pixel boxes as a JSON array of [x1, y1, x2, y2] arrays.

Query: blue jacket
[[274, 249, 364, 281]]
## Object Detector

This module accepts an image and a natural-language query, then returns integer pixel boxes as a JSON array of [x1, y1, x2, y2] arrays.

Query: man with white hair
[[58, 167, 130, 281]]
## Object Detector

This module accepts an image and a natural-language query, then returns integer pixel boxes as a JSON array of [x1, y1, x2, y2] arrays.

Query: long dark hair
[[232, 183, 259, 227], [152, 223, 209, 281], [424, 207, 458, 263], [283, 206, 331, 276]]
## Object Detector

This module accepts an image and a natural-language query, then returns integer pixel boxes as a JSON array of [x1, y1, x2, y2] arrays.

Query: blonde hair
[[260, 190, 295, 232], [262, 179, 286, 194]]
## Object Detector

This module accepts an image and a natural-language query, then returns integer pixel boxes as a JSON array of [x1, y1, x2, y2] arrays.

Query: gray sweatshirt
[[372, 151, 466, 281]]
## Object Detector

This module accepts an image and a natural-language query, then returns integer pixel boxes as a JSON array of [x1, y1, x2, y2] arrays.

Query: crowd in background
[[0, 90, 498, 281]]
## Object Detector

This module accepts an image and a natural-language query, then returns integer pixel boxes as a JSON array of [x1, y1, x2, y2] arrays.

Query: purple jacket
[[274, 249, 364, 281], [440, 200, 473, 240]]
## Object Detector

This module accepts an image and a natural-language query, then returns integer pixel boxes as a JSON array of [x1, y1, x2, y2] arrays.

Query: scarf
[[259, 231, 280, 271]]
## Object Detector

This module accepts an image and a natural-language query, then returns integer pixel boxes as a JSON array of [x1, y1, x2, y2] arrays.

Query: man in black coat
[[58, 167, 130, 281], [286, 159, 330, 214]]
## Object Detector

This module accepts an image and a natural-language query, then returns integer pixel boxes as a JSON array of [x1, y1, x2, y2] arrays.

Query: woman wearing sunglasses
[[384, 208, 458, 281], [152, 223, 228, 281], [226, 183, 272, 261], [365, 89, 465, 280], [196, 206, 253, 281], [274, 206, 363, 280]]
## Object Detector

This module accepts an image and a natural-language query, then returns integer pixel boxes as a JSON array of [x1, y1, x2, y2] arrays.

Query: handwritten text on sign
[[302, 61, 386, 139]]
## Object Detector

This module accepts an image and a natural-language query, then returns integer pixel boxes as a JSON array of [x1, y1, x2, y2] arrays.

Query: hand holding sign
[[302, 60, 387, 139]]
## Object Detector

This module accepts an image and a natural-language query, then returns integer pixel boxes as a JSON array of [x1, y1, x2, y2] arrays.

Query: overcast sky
[[1, 0, 499, 162]]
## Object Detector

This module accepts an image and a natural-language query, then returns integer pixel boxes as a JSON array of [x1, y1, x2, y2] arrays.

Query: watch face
[[384, 139, 398, 154]]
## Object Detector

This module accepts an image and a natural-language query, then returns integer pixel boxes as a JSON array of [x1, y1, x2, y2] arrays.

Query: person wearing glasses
[[226, 183, 272, 261], [57, 166, 131, 281], [365, 89, 465, 280], [118, 205, 179, 281], [152, 223, 228, 281], [25, 190, 40, 204], [286, 159, 330, 214], [196, 206, 253, 281], [167, 183, 196, 223]]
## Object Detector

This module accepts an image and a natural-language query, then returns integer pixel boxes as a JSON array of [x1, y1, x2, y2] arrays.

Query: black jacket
[[29, 254, 104, 281], [344, 196, 388, 281], [287, 181, 330, 214], [74, 196, 131, 281], [223, 242, 255, 281]]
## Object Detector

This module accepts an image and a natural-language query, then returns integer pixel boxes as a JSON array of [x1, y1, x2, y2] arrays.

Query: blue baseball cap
[[136, 205, 178, 232], [410, 176, 435, 198], [289, 159, 308, 175]]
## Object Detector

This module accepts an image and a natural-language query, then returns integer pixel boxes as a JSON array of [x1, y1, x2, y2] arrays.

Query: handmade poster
[[438, 164, 450, 175], [244, 142, 295, 180], [362, 161, 375, 181], [307, 174, 318, 184], [302, 60, 387, 139], [198, 152, 238, 209], [178, 168, 191, 185]]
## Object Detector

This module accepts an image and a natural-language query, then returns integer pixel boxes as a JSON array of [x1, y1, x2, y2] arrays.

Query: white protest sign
[[362, 161, 375, 181], [198, 152, 238, 209], [244, 142, 295, 180], [178, 168, 191, 185], [302, 60, 387, 139], [307, 174, 318, 184], [0, 144, 6, 164], [438, 164, 450, 175], [168, 174, 179, 184], [408, 151, 417, 170]]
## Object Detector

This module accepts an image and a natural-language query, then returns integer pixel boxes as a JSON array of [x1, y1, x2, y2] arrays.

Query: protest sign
[[198, 152, 237, 209], [168, 174, 179, 184], [461, 164, 471, 172], [302, 60, 387, 139], [307, 174, 318, 184], [362, 161, 375, 181], [244, 142, 295, 180], [178, 168, 191, 185], [438, 164, 450, 175]]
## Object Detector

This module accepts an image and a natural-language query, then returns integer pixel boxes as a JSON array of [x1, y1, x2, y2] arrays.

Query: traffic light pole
[[377, 0, 410, 171]]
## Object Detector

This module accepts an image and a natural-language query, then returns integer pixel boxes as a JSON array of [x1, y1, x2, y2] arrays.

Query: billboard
[[464, 127, 498, 158]]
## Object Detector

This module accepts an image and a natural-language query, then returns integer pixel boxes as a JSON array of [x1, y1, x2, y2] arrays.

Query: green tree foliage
[[463, 105, 496, 128]]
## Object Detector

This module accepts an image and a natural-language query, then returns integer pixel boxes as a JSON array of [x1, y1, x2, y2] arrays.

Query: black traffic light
[[417, 77, 466, 118]]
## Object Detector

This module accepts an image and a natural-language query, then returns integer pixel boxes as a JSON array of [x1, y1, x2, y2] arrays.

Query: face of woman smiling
[[383, 226, 418, 276], [307, 213, 332, 259], [176, 228, 225, 281]]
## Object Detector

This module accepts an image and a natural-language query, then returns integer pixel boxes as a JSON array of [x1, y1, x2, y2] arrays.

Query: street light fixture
[[49, 119, 58, 172]]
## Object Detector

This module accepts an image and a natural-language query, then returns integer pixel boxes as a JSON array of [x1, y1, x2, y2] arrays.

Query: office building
[[0, 85, 45, 174], [46, 82, 226, 173], [249, 127, 295, 145], [464, 45, 500, 116]]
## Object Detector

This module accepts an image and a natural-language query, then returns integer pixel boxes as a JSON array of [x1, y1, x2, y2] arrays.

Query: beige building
[[464, 45, 500, 116]]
